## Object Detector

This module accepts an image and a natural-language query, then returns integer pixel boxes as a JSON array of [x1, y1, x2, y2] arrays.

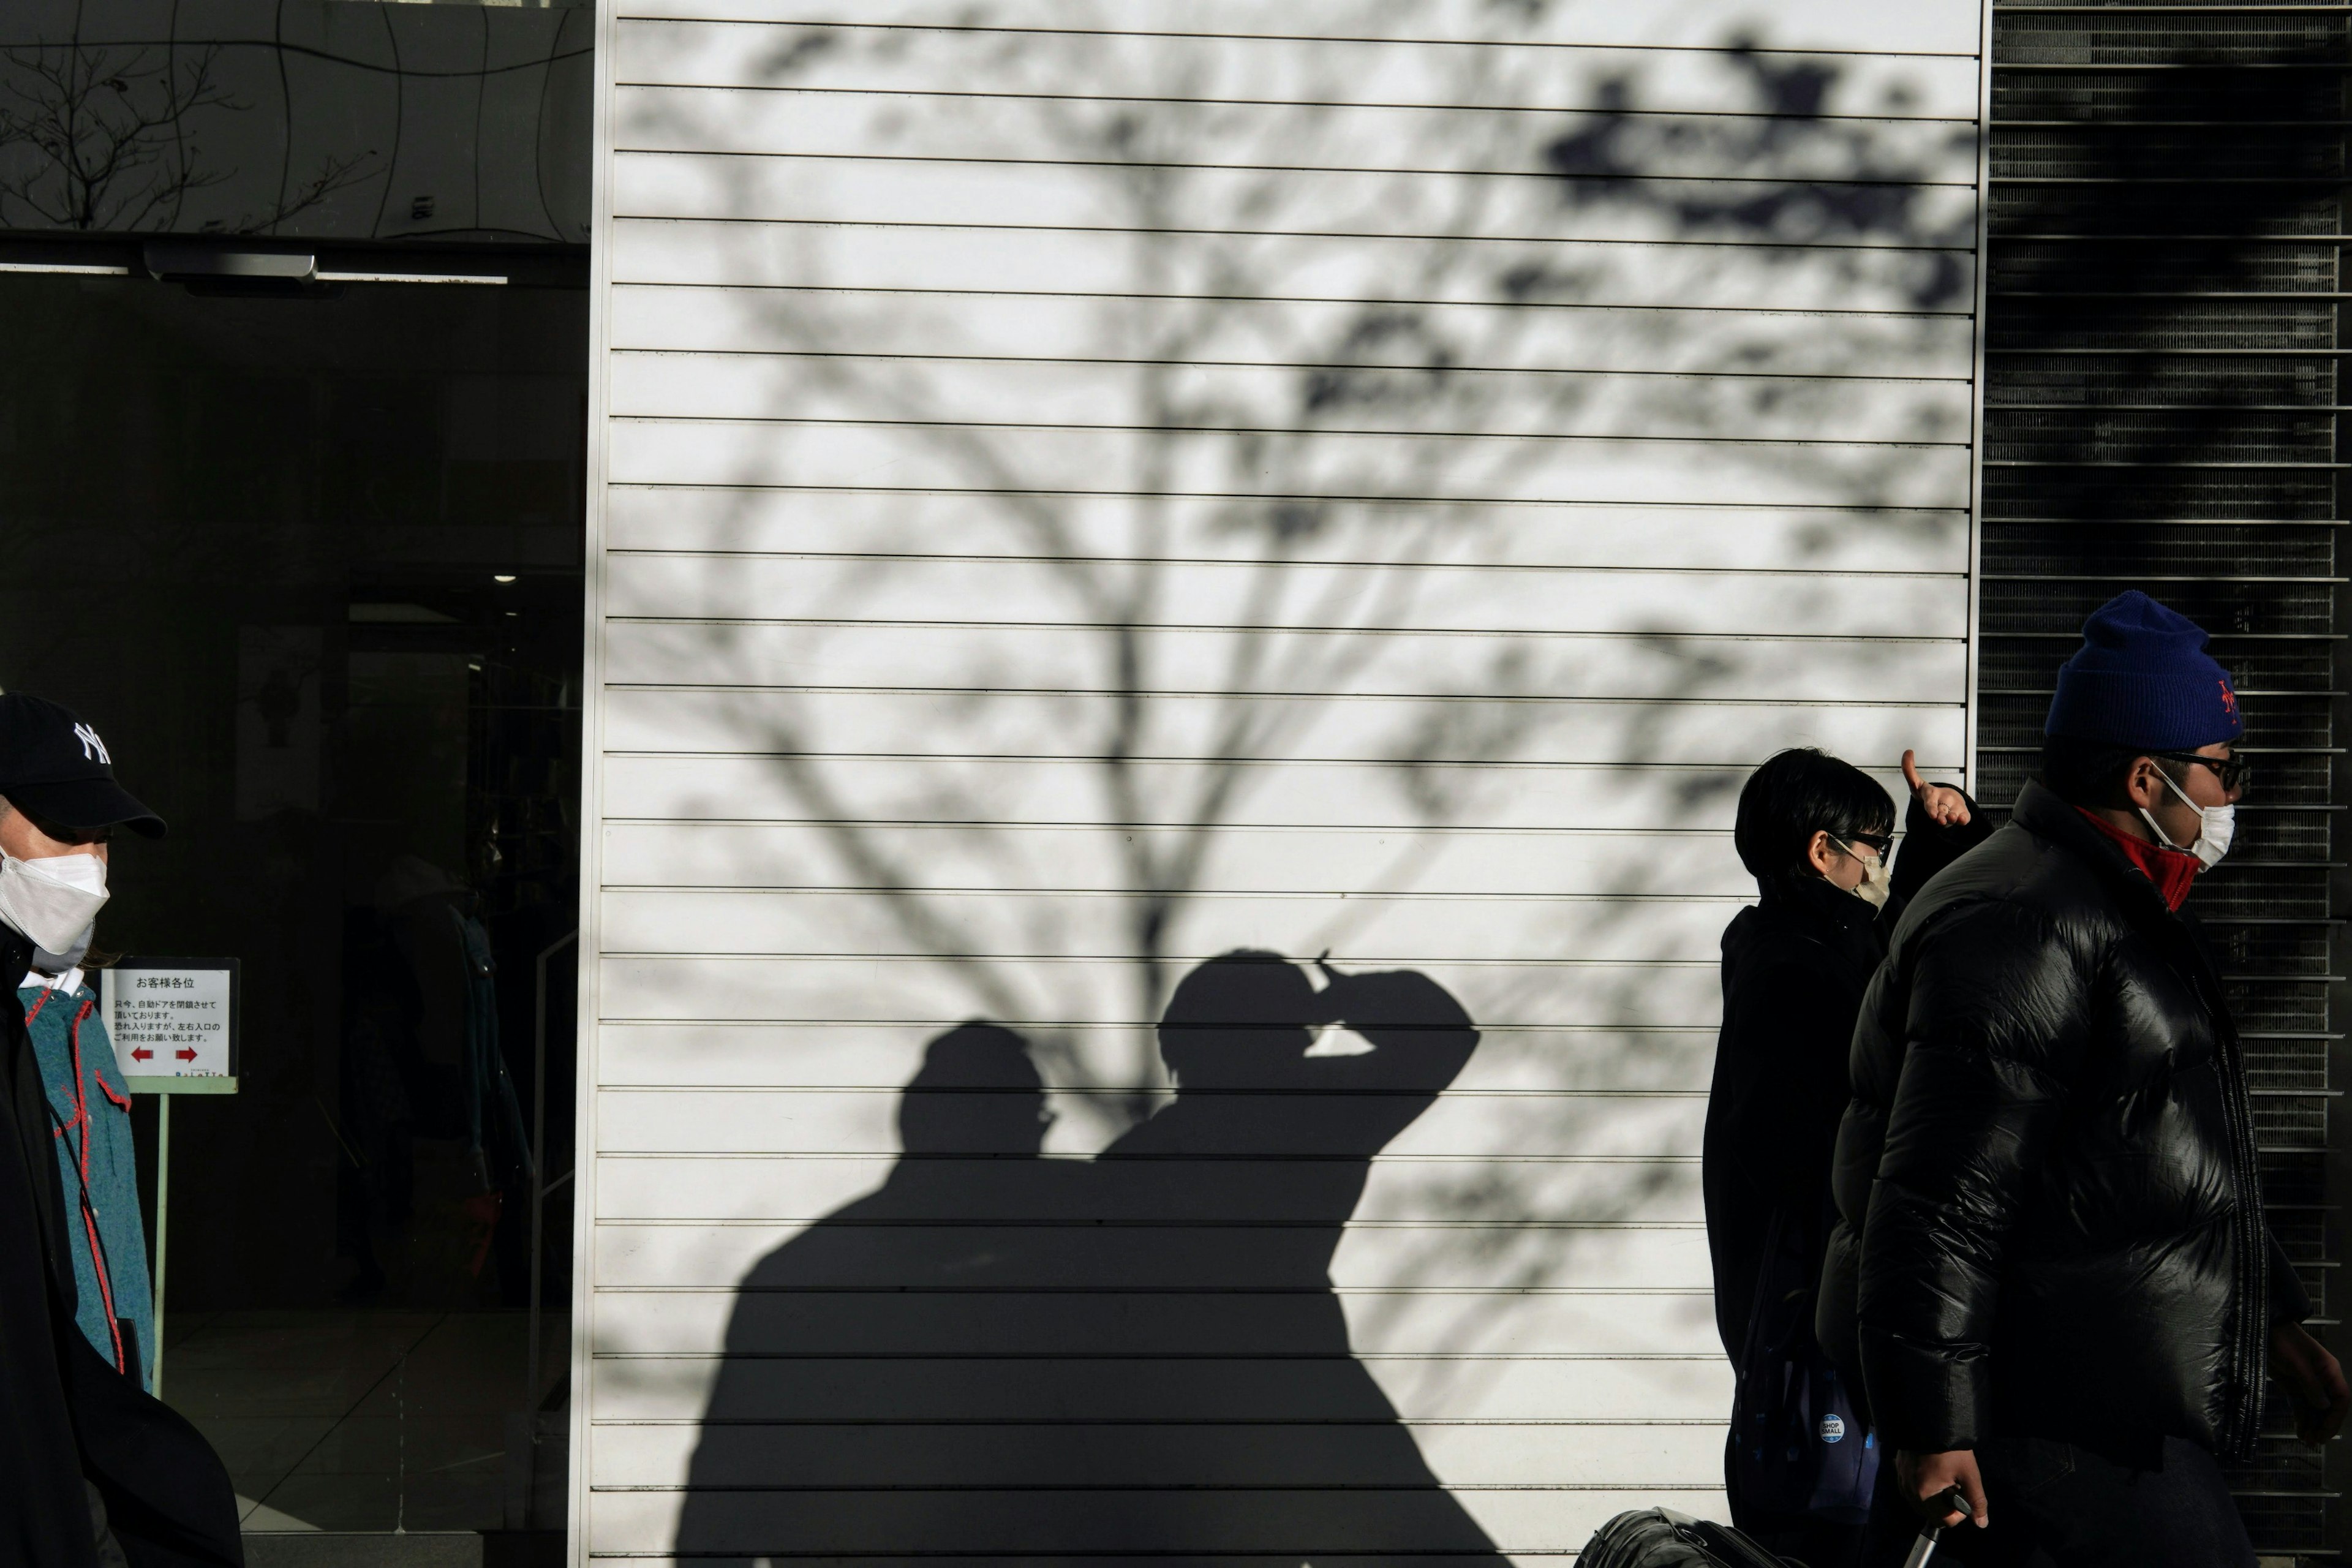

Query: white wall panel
[[609, 352, 1978, 443], [608, 222, 1977, 314], [603, 623, 1966, 701], [610, 284, 1976, 374], [615, 1, 1982, 56], [598, 756, 1937, 829], [596, 825, 1805, 894], [592, 1155, 1708, 1225], [599, 689, 1964, 763], [592, 895, 1752, 967], [594, 1417, 1734, 1489], [610, 151, 1981, 245], [592, 1023, 1720, 1090], [613, 21, 1983, 117], [583, 1482, 1722, 1562], [614, 107, 1979, 198], [582, 0, 1985, 1559], [607, 490, 1973, 570], [600, 557, 1969, 631], [594, 960, 1732, 1028]]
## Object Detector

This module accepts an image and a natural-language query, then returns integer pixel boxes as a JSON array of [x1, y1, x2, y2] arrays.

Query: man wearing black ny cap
[[0, 695, 240, 1565]]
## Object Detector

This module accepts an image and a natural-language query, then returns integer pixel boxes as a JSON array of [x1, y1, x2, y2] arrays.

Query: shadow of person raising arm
[[673, 968, 1504, 1566], [1089, 949, 1507, 1563]]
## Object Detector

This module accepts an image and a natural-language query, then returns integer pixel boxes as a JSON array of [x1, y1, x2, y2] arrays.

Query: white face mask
[[2140, 766, 2235, 870], [1832, 837, 1893, 909], [0, 851, 108, 955]]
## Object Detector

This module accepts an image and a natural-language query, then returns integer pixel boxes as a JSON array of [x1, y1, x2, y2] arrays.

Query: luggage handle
[[1899, 1487, 1971, 1568]]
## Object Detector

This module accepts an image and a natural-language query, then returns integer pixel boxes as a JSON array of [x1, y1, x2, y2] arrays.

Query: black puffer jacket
[[1818, 781, 2307, 1464]]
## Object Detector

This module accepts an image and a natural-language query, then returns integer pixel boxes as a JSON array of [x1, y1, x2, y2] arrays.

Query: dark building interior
[[0, 0, 592, 1547], [0, 262, 587, 1537]]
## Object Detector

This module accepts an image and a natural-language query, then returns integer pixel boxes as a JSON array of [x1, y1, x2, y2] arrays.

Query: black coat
[[0, 925, 242, 1567], [1705, 793, 1991, 1361], [1704, 873, 1883, 1360], [1817, 781, 2307, 1464]]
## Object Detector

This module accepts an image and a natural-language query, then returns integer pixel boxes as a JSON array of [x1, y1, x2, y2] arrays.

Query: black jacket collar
[[1758, 869, 1882, 933], [1743, 872, 1887, 982], [2009, 780, 2182, 925], [2007, 779, 2228, 1008]]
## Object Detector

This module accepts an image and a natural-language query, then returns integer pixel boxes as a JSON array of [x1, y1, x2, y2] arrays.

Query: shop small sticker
[[1819, 1415, 1845, 1444]]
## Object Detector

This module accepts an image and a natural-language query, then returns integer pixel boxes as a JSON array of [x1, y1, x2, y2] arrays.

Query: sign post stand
[[104, 958, 239, 1400]]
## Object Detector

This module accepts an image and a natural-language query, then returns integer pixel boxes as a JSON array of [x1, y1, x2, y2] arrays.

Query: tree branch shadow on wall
[[622, 5, 1984, 1555]]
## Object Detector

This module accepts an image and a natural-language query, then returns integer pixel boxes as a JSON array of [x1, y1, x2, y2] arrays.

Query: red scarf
[[2074, 807, 2199, 911]]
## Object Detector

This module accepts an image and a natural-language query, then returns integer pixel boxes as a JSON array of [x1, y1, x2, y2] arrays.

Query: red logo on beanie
[[2220, 680, 2238, 716]]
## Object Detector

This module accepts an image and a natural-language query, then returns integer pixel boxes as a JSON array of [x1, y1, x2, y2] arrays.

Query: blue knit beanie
[[2044, 590, 2242, 750]]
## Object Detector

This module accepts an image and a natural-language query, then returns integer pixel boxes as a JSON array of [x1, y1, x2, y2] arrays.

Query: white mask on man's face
[[0, 851, 108, 954], [2139, 766, 2235, 870]]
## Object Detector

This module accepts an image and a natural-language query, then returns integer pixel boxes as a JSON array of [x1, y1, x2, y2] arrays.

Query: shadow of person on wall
[[673, 1022, 1087, 1558], [1085, 949, 1506, 1560], [674, 954, 1503, 1564]]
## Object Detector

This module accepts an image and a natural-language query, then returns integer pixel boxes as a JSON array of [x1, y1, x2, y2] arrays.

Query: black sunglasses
[[2150, 750, 2250, 794], [1834, 829, 1894, 860]]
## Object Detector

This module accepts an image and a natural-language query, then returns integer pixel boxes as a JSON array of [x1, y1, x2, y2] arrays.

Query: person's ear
[[2121, 756, 2165, 811], [1803, 829, 1839, 878]]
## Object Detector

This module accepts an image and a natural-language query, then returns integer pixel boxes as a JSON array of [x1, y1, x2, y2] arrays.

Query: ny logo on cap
[[73, 723, 108, 765]]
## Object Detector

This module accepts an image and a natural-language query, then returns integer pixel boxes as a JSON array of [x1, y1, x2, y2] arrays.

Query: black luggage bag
[[1582, 1490, 1964, 1568], [1577, 1508, 1797, 1568]]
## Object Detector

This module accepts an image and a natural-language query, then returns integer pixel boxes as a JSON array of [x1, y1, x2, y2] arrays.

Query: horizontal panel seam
[[611, 345, 1976, 379], [602, 214, 1977, 250], [603, 619, 1974, 639], [611, 17, 1979, 60], [584, 1414, 1730, 1425], [594, 1149, 1702, 1155], [594, 1087, 1713, 1096], [597, 687, 1971, 704], [597, 753, 1958, 767], [612, 79, 1979, 123], [613, 415, 1976, 445], [589, 891, 1763, 902], [599, 482, 1975, 509], [611, 145, 1981, 191]]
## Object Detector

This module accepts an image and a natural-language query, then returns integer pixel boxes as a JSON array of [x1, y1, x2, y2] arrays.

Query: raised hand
[[1903, 748, 1973, 827]]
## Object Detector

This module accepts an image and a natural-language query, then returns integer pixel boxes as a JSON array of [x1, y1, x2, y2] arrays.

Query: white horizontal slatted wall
[[576, 1, 1987, 1559]]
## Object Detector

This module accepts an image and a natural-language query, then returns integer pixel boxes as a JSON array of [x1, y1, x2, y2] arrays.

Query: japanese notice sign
[[104, 959, 239, 1093]]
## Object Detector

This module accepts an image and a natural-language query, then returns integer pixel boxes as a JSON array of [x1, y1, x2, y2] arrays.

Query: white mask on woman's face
[[2141, 767, 2235, 870], [1831, 837, 1893, 909], [0, 851, 108, 955], [1855, 851, 1893, 909]]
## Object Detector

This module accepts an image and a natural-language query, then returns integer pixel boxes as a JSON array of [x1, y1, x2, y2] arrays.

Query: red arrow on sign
[[174, 1049, 198, 1061], [130, 1049, 152, 1061]]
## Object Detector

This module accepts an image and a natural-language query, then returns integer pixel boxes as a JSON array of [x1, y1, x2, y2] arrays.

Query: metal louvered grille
[[1985, 4, 2347, 1553]]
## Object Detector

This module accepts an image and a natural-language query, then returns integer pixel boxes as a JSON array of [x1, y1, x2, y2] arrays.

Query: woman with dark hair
[[1703, 747, 1988, 1566]]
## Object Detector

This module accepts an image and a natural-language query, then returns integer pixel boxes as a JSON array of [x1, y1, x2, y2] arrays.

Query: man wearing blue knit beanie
[[1817, 591, 2349, 1565]]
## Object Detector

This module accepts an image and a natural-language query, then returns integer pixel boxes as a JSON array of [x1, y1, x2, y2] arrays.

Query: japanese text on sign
[[109, 965, 235, 1079]]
